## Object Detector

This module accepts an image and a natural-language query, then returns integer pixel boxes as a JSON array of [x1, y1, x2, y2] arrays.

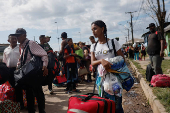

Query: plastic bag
[[103, 73, 123, 97], [97, 64, 107, 77]]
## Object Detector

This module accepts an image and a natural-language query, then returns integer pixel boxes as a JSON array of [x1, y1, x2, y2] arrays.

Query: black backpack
[[41, 51, 60, 86], [146, 64, 155, 82]]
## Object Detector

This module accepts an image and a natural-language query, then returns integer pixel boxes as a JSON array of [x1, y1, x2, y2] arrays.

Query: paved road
[[21, 81, 97, 113], [20, 61, 153, 113]]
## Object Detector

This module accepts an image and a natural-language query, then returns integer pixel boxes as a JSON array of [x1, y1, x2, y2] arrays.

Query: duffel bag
[[67, 93, 115, 113], [0, 100, 20, 113], [14, 40, 44, 87], [151, 74, 170, 87]]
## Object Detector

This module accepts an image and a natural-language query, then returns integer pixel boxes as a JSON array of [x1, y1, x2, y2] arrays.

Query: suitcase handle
[[84, 93, 99, 101]]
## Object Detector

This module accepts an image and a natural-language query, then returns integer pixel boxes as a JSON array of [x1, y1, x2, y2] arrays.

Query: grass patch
[[153, 87, 170, 113], [162, 59, 170, 74], [129, 58, 170, 113], [129, 59, 146, 77]]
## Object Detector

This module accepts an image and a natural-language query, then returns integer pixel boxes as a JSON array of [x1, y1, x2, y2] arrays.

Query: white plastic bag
[[103, 73, 123, 97], [97, 64, 107, 77]]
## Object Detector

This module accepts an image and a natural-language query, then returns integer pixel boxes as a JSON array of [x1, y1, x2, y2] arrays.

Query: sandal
[[72, 89, 81, 93], [65, 91, 72, 94]]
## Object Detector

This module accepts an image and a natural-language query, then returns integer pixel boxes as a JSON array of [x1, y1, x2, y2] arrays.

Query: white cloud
[[0, 0, 170, 48]]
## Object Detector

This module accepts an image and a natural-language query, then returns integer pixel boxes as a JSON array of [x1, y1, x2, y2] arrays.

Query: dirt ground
[[21, 61, 153, 113], [122, 62, 153, 113]]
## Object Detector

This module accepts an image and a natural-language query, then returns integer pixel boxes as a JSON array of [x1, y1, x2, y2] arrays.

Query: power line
[[133, 0, 144, 26]]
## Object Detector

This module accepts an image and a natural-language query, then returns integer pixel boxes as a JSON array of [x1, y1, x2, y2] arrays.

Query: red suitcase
[[151, 74, 170, 87], [67, 93, 115, 113]]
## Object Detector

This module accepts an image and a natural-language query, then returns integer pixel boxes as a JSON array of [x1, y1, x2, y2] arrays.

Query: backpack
[[146, 64, 155, 82], [47, 51, 60, 75], [41, 50, 60, 86], [38, 42, 60, 77]]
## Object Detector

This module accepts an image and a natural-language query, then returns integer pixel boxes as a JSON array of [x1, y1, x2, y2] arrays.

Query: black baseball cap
[[39, 35, 45, 38], [146, 23, 155, 29], [61, 32, 67, 38], [15, 28, 27, 35]]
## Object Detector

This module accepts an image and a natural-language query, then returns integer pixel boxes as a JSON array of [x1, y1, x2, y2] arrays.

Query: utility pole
[[34, 36, 35, 41], [126, 29, 129, 40], [126, 11, 137, 44], [125, 37, 127, 42]]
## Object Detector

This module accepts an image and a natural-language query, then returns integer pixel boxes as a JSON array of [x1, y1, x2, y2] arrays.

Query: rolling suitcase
[[67, 74, 115, 113]]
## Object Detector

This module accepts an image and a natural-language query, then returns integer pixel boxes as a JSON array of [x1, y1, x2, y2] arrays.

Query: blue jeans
[[134, 52, 139, 60]]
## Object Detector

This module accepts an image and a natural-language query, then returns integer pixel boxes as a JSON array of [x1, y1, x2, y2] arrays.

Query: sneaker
[[49, 90, 53, 94]]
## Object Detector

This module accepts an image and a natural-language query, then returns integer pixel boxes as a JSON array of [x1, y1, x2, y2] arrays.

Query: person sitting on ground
[[64, 38, 81, 94]]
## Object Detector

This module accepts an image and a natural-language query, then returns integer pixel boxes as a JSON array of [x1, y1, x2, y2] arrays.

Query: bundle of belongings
[[0, 62, 20, 113], [97, 56, 134, 97]]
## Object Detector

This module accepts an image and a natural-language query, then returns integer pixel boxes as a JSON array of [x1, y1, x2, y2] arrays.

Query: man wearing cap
[[39, 35, 54, 94], [146, 23, 165, 74], [46, 36, 51, 43], [40, 35, 53, 52], [3, 34, 24, 109], [15, 28, 48, 113]]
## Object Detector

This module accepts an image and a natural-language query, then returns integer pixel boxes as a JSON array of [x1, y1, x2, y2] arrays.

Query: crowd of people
[[2, 27, 98, 113], [122, 43, 147, 61], [1, 20, 165, 113]]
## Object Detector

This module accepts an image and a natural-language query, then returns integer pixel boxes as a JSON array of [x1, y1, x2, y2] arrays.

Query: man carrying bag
[[15, 28, 48, 113]]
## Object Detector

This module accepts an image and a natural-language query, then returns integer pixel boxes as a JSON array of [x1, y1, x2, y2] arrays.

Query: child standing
[[64, 38, 81, 94]]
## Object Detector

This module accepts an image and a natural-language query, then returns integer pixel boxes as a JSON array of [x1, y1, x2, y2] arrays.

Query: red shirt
[[64, 48, 75, 63]]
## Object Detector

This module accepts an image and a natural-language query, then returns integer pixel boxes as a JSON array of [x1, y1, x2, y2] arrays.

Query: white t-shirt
[[90, 39, 121, 60]]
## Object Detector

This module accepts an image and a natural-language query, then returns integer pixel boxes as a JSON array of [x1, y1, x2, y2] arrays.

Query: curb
[[128, 59, 167, 113]]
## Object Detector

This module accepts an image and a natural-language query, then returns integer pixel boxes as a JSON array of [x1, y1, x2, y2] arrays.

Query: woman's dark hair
[[91, 20, 110, 51]]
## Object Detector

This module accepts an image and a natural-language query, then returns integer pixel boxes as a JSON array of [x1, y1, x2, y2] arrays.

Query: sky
[[0, 0, 170, 51]]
